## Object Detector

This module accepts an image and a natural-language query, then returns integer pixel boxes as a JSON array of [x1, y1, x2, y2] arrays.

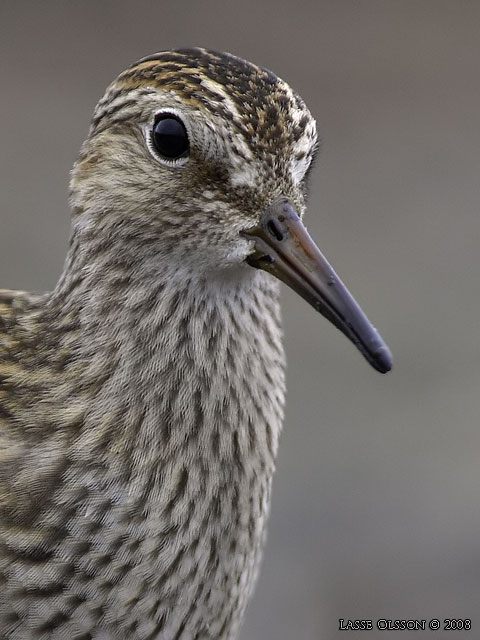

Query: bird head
[[70, 48, 392, 373]]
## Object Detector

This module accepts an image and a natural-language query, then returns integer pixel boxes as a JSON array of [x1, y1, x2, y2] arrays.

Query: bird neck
[[47, 230, 286, 479], [8, 226, 286, 636]]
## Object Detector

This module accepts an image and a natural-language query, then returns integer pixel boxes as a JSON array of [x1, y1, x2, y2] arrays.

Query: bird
[[0, 48, 392, 639]]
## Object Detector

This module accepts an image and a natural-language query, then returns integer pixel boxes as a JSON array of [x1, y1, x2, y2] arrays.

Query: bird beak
[[242, 198, 392, 373]]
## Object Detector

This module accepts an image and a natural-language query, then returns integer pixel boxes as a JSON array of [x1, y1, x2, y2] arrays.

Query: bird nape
[[0, 48, 391, 640]]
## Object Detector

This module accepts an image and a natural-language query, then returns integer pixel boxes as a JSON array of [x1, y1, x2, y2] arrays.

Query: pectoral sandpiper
[[0, 48, 391, 639]]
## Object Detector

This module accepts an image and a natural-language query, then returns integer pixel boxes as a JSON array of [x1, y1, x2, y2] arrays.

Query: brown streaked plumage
[[0, 48, 391, 639]]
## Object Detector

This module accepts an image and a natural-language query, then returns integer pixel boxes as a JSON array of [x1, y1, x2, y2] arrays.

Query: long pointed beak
[[242, 198, 392, 373]]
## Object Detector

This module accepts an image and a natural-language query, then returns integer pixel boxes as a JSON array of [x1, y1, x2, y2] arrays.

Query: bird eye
[[151, 115, 189, 160]]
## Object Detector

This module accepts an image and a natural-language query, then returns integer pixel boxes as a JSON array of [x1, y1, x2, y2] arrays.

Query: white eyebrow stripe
[[200, 77, 243, 121]]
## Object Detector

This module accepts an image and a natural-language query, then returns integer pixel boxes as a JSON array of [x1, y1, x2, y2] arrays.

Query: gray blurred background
[[1, 1, 479, 638]]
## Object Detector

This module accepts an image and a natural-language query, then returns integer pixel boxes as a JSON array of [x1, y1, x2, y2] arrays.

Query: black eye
[[152, 115, 189, 160]]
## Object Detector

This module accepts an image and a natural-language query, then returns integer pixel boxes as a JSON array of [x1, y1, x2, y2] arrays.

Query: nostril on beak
[[266, 219, 285, 241]]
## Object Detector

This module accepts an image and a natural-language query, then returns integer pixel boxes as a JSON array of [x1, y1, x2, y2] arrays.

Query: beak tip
[[372, 345, 393, 374]]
